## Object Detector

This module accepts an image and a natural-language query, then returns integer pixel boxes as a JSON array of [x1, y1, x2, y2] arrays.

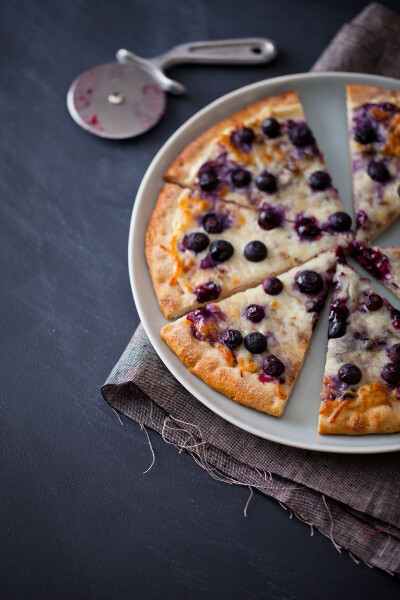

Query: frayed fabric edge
[[135, 412, 397, 578]]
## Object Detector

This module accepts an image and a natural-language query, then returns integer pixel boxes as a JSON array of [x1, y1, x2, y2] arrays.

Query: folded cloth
[[311, 2, 400, 76], [102, 3, 400, 576]]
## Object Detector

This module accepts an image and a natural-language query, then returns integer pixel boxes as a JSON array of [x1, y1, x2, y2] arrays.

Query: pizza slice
[[347, 84, 400, 243], [162, 250, 336, 417], [350, 241, 400, 302], [319, 257, 400, 435], [165, 91, 345, 215], [147, 183, 352, 319]]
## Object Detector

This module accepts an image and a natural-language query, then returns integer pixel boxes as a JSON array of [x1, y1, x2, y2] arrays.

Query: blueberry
[[244, 332, 267, 354], [308, 171, 332, 191], [193, 281, 221, 303], [182, 232, 209, 253], [329, 212, 352, 232], [244, 304, 265, 323], [257, 207, 281, 230], [354, 123, 377, 144], [231, 168, 251, 187], [295, 270, 323, 295], [237, 127, 255, 145], [202, 212, 223, 234], [209, 240, 234, 262], [244, 240, 267, 262], [199, 170, 219, 191], [222, 329, 243, 349], [255, 171, 277, 193], [339, 363, 362, 385], [367, 161, 390, 183], [381, 363, 400, 385], [328, 320, 346, 339], [364, 292, 383, 311], [356, 210, 368, 228], [289, 123, 314, 147], [392, 308, 400, 329], [261, 117, 281, 138], [388, 344, 400, 364], [262, 354, 285, 377], [263, 276, 283, 295], [257, 207, 282, 231], [328, 307, 347, 338], [296, 218, 321, 239]]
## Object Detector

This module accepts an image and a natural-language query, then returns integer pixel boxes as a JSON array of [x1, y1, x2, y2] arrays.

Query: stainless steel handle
[[153, 38, 278, 69], [116, 38, 278, 97]]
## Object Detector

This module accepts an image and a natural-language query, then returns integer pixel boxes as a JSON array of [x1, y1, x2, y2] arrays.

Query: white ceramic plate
[[129, 72, 400, 454]]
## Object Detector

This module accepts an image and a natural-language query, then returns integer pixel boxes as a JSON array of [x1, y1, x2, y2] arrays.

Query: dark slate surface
[[1, 1, 400, 598]]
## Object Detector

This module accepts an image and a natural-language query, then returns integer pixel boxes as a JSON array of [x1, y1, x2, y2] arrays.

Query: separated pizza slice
[[347, 84, 400, 243], [162, 250, 336, 417], [319, 257, 400, 435], [350, 241, 400, 302], [147, 183, 352, 319], [165, 91, 346, 215]]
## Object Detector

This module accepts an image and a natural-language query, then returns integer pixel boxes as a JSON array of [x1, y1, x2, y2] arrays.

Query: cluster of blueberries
[[199, 165, 334, 196], [338, 341, 400, 386], [222, 328, 285, 379], [214, 270, 324, 361], [183, 232, 267, 264], [197, 117, 322, 195], [353, 106, 396, 183], [182, 208, 351, 278], [183, 209, 268, 265], [182, 117, 355, 277], [328, 288, 400, 386], [193, 269, 325, 377], [198, 117, 331, 198]]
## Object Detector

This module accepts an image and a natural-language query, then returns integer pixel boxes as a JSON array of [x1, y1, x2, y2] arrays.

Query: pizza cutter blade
[[67, 38, 278, 139]]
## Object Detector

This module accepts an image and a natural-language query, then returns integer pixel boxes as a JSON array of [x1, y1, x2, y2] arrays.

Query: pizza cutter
[[67, 38, 278, 139]]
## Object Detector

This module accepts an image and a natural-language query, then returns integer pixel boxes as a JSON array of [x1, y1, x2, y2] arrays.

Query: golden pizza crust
[[347, 84, 400, 107], [145, 183, 190, 319], [319, 382, 400, 435], [165, 91, 303, 187], [161, 318, 290, 417]]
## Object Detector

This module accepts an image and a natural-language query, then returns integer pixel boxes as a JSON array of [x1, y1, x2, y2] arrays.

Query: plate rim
[[129, 71, 400, 454]]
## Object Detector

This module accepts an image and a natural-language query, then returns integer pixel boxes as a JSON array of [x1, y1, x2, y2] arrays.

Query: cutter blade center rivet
[[108, 92, 126, 105]]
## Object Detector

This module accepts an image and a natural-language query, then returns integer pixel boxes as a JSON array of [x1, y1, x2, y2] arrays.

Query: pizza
[[319, 256, 400, 435], [162, 251, 336, 417], [165, 91, 346, 213], [147, 182, 352, 319], [143, 86, 400, 435], [347, 84, 400, 243], [147, 91, 353, 319], [350, 240, 400, 302]]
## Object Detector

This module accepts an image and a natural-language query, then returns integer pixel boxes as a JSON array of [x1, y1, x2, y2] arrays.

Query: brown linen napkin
[[102, 3, 400, 576]]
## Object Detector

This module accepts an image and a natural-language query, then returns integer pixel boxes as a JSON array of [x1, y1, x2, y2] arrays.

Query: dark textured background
[[2, 1, 400, 598]]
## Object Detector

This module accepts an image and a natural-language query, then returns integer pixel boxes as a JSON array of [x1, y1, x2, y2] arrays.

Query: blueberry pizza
[[147, 182, 351, 319], [319, 256, 400, 434], [347, 84, 400, 243], [147, 92, 352, 319], [144, 86, 400, 434], [162, 252, 335, 417]]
